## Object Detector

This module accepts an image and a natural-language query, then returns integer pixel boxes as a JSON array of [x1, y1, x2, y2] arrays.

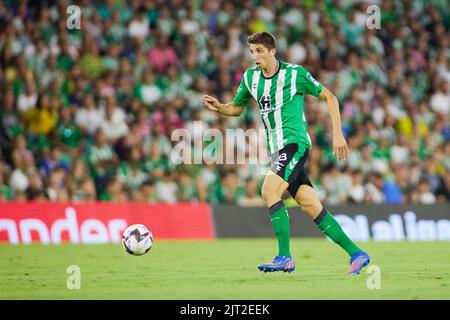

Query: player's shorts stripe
[[274, 69, 286, 151], [262, 78, 274, 154]]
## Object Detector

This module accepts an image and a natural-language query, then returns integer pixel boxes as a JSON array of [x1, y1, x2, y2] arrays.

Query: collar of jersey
[[260, 59, 281, 80]]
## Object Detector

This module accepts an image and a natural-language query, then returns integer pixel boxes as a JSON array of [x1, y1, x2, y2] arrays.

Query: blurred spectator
[[422, 155, 441, 193], [21, 94, 58, 136], [382, 179, 403, 204], [412, 178, 437, 204], [128, 7, 149, 40], [0, 88, 22, 162], [322, 165, 352, 205], [9, 149, 29, 196], [87, 128, 119, 193], [364, 172, 385, 204], [26, 171, 47, 201], [177, 170, 198, 202], [156, 171, 178, 203], [75, 94, 104, 137], [67, 159, 97, 201], [391, 134, 411, 165], [11, 134, 34, 170], [100, 96, 129, 143], [430, 79, 449, 115], [39, 146, 70, 178], [73, 176, 97, 201], [17, 80, 37, 114], [220, 170, 245, 203], [100, 175, 128, 202], [147, 33, 179, 73], [436, 171, 450, 203], [238, 177, 265, 207], [46, 167, 69, 201], [0, 161, 14, 201], [117, 146, 149, 190], [349, 169, 366, 204], [53, 106, 82, 156], [141, 179, 157, 203], [135, 69, 162, 106], [360, 143, 388, 174]]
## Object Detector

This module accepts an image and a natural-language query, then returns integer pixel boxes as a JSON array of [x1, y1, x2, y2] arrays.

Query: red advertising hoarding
[[0, 202, 215, 244]]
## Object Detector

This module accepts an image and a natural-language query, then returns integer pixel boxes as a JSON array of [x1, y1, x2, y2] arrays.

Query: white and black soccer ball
[[122, 224, 153, 256]]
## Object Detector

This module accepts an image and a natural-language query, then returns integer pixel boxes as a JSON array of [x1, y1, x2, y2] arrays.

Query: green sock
[[315, 208, 360, 257], [269, 201, 291, 257]]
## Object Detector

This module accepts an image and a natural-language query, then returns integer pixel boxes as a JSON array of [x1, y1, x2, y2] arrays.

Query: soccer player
[[201, 32, 370, 275]]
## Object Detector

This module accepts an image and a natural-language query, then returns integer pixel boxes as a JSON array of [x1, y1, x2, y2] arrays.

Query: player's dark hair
[[247, 32, 277, 50]]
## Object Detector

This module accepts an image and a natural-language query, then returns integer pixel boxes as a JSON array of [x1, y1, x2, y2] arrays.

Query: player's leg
[[288, 174, 371, 275], [257, 144, 300, 272], [261, 171, 290, 258], [292, 183, 361, 256]]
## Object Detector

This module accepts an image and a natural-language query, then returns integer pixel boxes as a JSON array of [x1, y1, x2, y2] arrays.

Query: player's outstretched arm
[[201, 95, 244, 116], [318, 87, 348, 161]]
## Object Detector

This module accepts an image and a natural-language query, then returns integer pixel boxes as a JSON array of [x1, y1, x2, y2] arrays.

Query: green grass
[[1, 239, 450, 299]]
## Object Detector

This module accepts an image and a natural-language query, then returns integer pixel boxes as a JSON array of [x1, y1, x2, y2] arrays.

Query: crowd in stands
[[0, 0, 449, 206]]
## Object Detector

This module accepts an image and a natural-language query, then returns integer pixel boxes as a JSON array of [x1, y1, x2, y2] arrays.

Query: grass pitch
[[1, 239, 449, 299]]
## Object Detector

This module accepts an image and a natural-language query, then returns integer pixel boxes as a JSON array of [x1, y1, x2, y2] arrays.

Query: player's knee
[[261, 185, 281, 206], [261, 186, 274, 204], [261, 187, 269, 203], [300, 201, 322, 218], [296, 186, 322, 218]]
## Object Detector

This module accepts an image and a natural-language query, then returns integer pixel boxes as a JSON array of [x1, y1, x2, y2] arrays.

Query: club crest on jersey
[[306, 72, 320, 87], [258, 95, 272, 114]]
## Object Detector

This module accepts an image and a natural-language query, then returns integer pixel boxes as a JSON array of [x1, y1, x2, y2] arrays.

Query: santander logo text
[[0, 207, 127, 245]]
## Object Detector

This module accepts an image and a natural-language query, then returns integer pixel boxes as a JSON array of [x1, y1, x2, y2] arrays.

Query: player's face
[[249, 44, 276, 69]]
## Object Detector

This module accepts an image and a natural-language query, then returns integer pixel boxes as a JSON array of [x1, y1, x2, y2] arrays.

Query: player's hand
[[201, 95, 221, 112], [332, 133, 348, 161]]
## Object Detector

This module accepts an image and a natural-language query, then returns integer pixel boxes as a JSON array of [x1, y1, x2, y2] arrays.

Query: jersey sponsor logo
[[306, 72, 320, 87], [259, 95, 272, 114]]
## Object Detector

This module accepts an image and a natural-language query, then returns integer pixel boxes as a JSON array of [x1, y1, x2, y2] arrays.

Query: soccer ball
[[122, 224, 153, 256]]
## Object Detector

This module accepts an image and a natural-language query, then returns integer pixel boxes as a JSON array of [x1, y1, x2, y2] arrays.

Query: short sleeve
[[296, 67, 323, 97], [233, 71, 252, 107]]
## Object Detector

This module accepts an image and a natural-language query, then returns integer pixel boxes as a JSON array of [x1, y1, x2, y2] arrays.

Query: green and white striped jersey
[[233, 61, 323, 155]]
